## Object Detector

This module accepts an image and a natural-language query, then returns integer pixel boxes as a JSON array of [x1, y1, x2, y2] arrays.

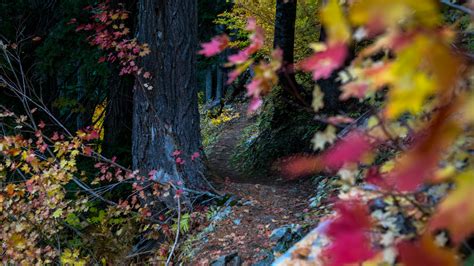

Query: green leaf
[[53, 208, 63, 218]]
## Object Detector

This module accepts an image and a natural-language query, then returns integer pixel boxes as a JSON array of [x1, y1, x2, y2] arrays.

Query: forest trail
[[198, 105, 315, 265], [206, 106, 254, 184]]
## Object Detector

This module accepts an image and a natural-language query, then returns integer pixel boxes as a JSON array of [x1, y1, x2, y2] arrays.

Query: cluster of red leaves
[[0, 110, 181, 263], [201, 0, 474, 265], [199, 18, 281, 112], [171, 149, 201, 165], [74, 1, 150, 77], [0, 117, 85, 262], [279, 0, 474, 264]]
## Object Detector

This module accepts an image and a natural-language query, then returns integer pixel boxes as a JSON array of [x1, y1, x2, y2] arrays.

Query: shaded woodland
[[1, 0, 474, 265]]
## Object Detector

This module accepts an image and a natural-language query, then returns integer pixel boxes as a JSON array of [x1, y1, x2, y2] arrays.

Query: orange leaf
[[6, 184, 15, 196], [397, 234, 458, 266], [430, 170, 474, 243], [389, 105, 461, 191]]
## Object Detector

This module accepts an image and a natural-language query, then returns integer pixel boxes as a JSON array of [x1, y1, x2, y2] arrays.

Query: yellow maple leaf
[[380, 35, 438, 119], [386, 71, 435, 118], [349, 0, 440, 29], [312, 85, 324, 112], [321, 0, 351, 44], [311, 125, 337, 151]]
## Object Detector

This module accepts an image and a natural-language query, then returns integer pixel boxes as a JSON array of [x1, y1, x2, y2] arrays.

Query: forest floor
[[193, 104, 316, 265]]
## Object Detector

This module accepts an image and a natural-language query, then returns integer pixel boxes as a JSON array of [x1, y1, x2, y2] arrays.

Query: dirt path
[[207, 108, 254, 183], [197, 106, 315, 265]]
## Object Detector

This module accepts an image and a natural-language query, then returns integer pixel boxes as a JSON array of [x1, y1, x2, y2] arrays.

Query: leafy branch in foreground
[[201, 0, 474, 264]]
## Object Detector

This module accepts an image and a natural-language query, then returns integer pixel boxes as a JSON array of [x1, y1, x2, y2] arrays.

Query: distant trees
[[230, 0, 317, 178]]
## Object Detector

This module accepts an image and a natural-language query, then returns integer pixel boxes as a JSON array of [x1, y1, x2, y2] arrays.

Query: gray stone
[[251, 250, 274, 266], [212, 206, 232, 222], [270, 224, 304, 254], [210, 252, 242, 266], [270, 224, 302, 242]]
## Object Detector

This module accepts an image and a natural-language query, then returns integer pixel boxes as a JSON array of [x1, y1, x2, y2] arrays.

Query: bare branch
[[440, 0, 473, 15]]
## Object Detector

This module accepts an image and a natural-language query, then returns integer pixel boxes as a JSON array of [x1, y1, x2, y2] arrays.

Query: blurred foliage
[[215, 0, 320, 60], [232, 86, 320, 178]]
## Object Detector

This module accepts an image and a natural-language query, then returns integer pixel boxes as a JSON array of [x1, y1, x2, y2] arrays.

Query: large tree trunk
[[133, 0, 206, 194]]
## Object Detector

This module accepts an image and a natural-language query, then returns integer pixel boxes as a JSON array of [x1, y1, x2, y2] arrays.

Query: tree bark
[[216, 66, 223, 100], [205, 67, 213, 102], [273, 0, 299, 94], [102, 0, 135, 161], [103, 72, 133, 160], [133, 0, 206, 195], [232, 0, 315, 179]]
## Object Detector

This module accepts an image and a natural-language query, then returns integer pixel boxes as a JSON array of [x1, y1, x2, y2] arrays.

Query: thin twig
[[166, 195, 181, 266], [440, 0, 473, 15]]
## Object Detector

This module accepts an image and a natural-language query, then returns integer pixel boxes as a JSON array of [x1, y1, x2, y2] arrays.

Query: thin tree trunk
[[274, 0, 299, 93], [76, 69, 86, 130], [205, 67, 213, 102], [133, 0, 206, 202], [102, 0, 135, 160], [216, 66, 223, 100], [102, 73, 133, 159], [233, 0, 314, 179]]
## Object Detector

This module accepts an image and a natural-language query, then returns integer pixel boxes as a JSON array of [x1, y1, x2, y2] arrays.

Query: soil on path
[[197, 105, 315, 265]]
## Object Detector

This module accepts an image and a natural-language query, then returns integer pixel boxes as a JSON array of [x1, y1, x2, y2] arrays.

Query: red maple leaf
[[198, 34, 229, 57], [299, 43, 347, 80], [228, 50, 250, 65], [321, 130, 372, 170], [282, 130, 372, 178], [322, 200, 376, 266], [389, 106, 460, 191], [191, 151, 200, 161]]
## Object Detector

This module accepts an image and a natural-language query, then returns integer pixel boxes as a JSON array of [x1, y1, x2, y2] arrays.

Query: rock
[[270, 227, 289, 242], [251, 250, 274, 266], [212, 206, 232, 222], [260, 215, 275, 224], [210, 252, 242, 266], [270, 224, 302, 242], [202, 224, 215, 234], [270, 224, 304, 254], [273, 221, 331, 265]]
